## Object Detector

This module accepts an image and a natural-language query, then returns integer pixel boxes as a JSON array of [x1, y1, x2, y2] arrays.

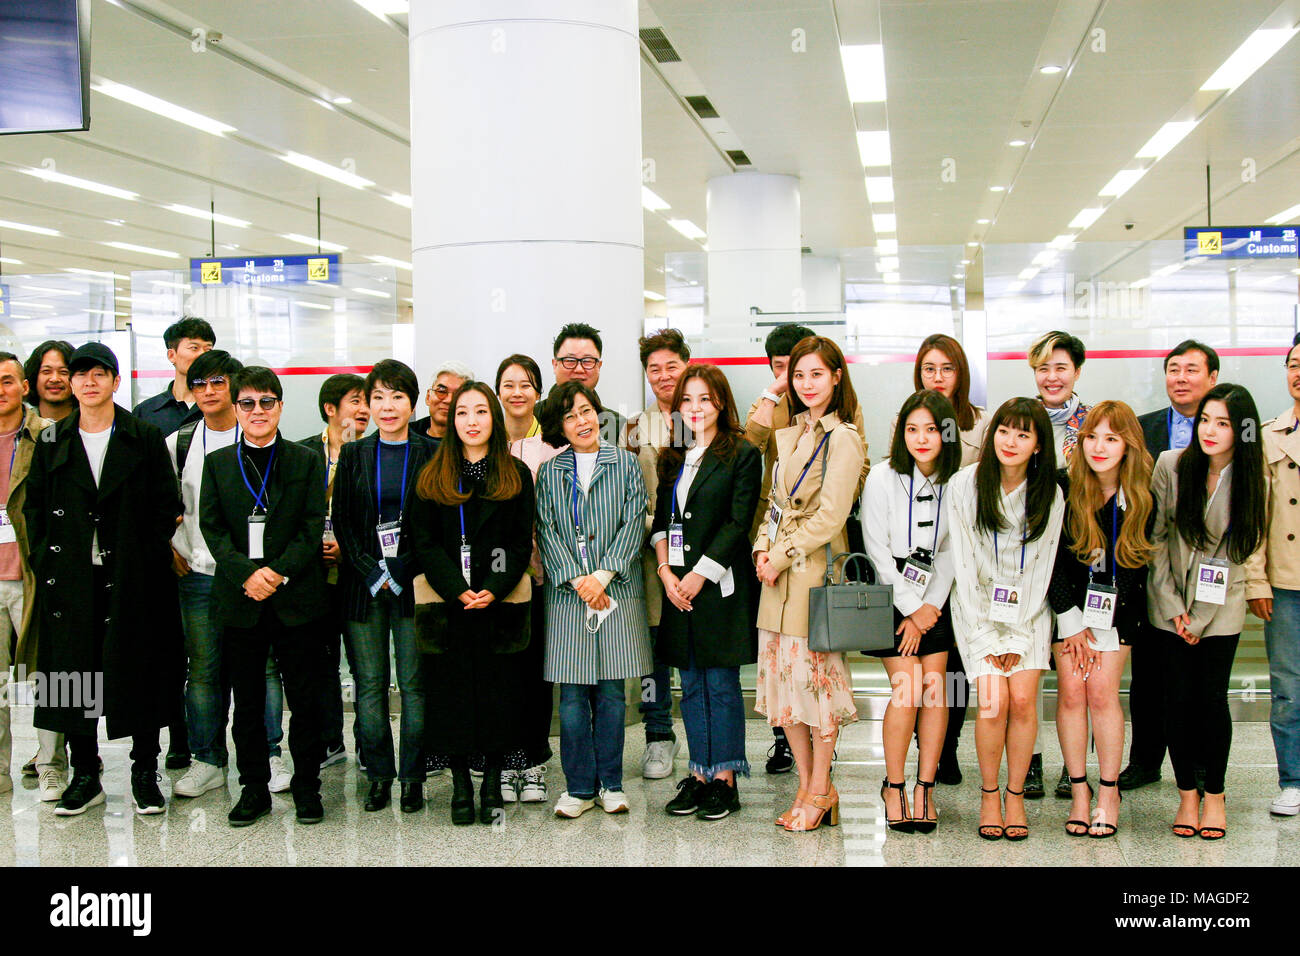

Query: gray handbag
[[804, 435, 895, 653]]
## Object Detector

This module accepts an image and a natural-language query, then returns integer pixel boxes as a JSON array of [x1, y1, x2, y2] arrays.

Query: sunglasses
[[235, 396, 280, 412], [189, 375, 228, 390]]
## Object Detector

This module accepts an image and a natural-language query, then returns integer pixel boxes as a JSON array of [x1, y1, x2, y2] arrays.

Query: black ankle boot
[[450, 768, 475, 826], [479, 763, 504, 825]]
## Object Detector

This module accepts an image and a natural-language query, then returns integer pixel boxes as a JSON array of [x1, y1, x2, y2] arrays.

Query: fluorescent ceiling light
[[386, 193, 412, 209], [1018, 267, 1040, 280], [294, 300, 332, 310], [872, 213, 897, 233], [0, 256, 22, 265], [1039, 64, 1062, 74], [1201, 27, 1300, 91], [976, 218, 991, 225], [103, 241, 180, 259], [876, 238, 898, 255], [877, 256, 899, 271], [840, 44, 887, 103], [92, 78, 235, 136], [1069, 207, 1104, 229], [865, 176, 894, 203], [1008, 139, 1027, 147], [20, 166, 137, 201], [1048, 234, 1077, 250], [1006, 281, 1026, 293], [1129, 277, 1152, 289], [351, 287, 391, 299], [279, 152, 374, 190], [967, 240, 979, 246], [1032, 250, 1058, 266], [165, 204, 250, 228], [352, 0, 408, 22], [1265, 202, 1300, 224], [332, 96, 352, 105], [666, 219, 706, 241], [1153, 262, 1184, 278], [15, 302, 55, 310], [366, 255, 412, 271], [1099, 168, 1147, 197], [856, 130, 891, 167], [989, 185, 1005, 192], [22, 285, 77, 296], [960, 258, 971, 266], [882, 272, 900, 283], [149, 279, 190, 290], [65, 268, 128, 280], [281, 233, 348, 252], [643, 290, 666, 301], [0, 218, 59, 236], [1136, 120, 1197, 160], [313, 98, 336, 112], [641, 187, 670, 211]]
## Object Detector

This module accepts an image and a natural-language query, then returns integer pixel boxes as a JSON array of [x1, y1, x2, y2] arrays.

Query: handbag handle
[[815, 432, 873, 586], [828, 551, 878, 585]]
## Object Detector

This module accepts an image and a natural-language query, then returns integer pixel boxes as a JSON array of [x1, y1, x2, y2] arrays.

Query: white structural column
[[409, 1, 643, 411], [705, 173, 802, 354]]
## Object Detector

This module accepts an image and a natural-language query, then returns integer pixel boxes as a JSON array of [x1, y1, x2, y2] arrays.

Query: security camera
[[1124, 221, 1135, 230]]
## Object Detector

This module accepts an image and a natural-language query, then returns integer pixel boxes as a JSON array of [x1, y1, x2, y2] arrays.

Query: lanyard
[[1089, 495, 1119, 583], [2, 433, 17, 508], [458, 479, 467, 546], [569, 471, 584, 536], [237, 442, 276, 512], [991, 499, 1027, 577], [906, 471, 943, 555], [202, 423, 239, 455], [375, 440, 411, 521], [776, 431, 832, 502], [325, 436, 334, 495]]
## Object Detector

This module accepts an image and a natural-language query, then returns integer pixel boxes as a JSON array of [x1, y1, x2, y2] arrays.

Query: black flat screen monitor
[[0, 0, 91, 135]]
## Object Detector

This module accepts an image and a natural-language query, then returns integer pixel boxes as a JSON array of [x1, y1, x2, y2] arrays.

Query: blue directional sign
[[1184, 226, 1298, 260], [189, 253, 341, 286]]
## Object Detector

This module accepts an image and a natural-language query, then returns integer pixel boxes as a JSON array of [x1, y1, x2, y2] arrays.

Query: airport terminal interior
[[1, 0, 1299, 868]]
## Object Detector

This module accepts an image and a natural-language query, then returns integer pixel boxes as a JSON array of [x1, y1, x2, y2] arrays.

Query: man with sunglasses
[[200, 367, 329, 826], [535, 323, 626, 445], [411, 360, 474, 443]]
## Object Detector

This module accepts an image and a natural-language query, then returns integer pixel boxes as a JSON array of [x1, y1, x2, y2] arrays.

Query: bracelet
[[760, 389, 781, 405], [656, 562, 670, 573]]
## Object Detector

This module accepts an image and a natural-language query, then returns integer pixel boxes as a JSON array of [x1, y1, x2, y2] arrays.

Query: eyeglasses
[[558, 356, 600, 371], [920, 364, 957, 378], [235, 396, 279, 412], [431, 384, 454, 398], [190, 375, 227, 390]]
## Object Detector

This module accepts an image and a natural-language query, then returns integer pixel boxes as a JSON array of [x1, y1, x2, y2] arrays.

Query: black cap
[[67, 342, 120, 376]]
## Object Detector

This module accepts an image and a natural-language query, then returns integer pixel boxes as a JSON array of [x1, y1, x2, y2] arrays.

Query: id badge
[[460, 544, 472, 586], [1196, 557, 1229, 606], [0, 507, 15, 545], [376, 520, 401, 559], [322, 516, 336, 543], [667, 522, 685, 566], [576, 534, 590, 569], [248, 514, 267, 561], [989, 580, 1020, 624], [1081, 582, 1118, 630], [766, 502, 783, 542], [901, 556, 934, 594]]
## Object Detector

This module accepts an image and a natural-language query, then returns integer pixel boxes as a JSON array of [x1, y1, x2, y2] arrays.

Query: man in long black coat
[[23, 342, 184, 816]]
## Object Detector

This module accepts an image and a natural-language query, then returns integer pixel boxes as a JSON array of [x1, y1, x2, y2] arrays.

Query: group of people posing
[[2, 316, 1298, 844]]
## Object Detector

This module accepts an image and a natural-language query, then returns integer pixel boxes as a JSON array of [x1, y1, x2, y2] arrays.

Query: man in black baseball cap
[[66, 342, 119, 377]]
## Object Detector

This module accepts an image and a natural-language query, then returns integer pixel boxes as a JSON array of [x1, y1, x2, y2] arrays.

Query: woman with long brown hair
[[1047, 401, 1154, 838], [652, 364, 762, 821], [409, 381, 534, 825], [913, 333, 988, 466]]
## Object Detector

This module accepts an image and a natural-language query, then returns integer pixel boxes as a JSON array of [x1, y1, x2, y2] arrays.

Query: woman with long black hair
[[1149, 383, 1268, 840]]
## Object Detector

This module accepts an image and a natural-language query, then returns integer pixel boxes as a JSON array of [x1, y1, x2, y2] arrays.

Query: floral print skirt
[[755, 629, 858, 740]]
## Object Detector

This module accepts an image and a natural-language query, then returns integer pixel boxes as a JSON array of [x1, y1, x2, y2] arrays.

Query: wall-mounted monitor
[[0, 0, 91, 136]]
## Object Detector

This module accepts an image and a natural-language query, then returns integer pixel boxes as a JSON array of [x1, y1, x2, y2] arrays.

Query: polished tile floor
[[4, 706, 1298, 866]]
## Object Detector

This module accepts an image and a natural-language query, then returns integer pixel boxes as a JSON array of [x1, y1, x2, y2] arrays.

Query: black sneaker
[[696, 779, 741, 820], [936, 755, 962, 786], [1054, 765, 1073, 799], [1023, 753, 1045, 799], [165, 751, 191, 771], [295, 793, 324, 825], [131, 770, 166, 815], [665, 776, 707, 815], [228, 788, 272, 827], [765, 737, 794, 774], [54, 774, 105, 816], [1117, 763, 1161, 791]]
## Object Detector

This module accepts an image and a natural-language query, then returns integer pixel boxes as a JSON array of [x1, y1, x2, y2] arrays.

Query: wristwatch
[[760, 389, 782, 406]]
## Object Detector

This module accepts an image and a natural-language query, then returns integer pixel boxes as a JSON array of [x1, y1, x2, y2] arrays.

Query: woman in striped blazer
[[535, 382, 653, 819]]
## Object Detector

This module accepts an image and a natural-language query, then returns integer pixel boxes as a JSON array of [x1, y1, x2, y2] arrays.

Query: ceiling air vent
[[685, 95, 719, 119], [727, 150, 752, 166], [639, 28, 681, 63]]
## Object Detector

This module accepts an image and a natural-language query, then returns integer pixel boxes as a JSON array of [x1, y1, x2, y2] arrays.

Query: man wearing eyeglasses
[[200, 366, 329, 827], [411, 360, 474, 443], [535, 323, 626, 445]]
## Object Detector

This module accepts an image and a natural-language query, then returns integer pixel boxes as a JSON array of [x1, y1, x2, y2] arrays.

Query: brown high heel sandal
[[786, 785, 839, 832], [776, 789, 807, 828]]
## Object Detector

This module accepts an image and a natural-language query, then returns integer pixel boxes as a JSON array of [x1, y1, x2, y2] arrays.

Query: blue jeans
[[180, 572, 281, 765], [679, 664, 750, 779], [1266, 588, 1300, 788], [559, 680, 626, 798], [347, 591, 424, 782], [639, 626, 676, 742]]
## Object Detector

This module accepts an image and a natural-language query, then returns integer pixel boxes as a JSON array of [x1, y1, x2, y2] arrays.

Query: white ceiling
[[0, 0, 1298, 308]]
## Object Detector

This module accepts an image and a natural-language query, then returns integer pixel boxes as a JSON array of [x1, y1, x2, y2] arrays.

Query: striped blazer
[[535, 441, 653, 684]]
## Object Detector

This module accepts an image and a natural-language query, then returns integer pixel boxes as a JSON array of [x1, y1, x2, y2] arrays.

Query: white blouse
[[948, 463, 1065, 676], [861, 462, 954, 617], [649, 445, 727, 583]]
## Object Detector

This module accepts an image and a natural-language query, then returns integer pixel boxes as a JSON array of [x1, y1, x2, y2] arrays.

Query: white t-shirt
[[575, 451, 599, 491], [167, 421, 239, 576], [80, 427, 112, 565]]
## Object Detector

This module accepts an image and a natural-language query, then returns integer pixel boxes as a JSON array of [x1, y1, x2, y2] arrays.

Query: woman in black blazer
[[652, 365, 762, 821], [409, 381, 535, 825]]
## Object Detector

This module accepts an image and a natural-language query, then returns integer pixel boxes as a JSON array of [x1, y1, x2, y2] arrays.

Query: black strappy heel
[[1003, 786, 1029, 841], [912, 780, 937, 834], [880, 778, 913, 833], [977, 786, 1003, 840], [1064, 774, 1092, 837], [1090, 777, 1121, 838]]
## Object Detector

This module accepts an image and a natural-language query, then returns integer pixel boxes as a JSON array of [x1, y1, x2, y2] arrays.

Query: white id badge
[[460, 544, 473, 586], [766, 502, 783, 542], [1081, 583, 1118, 630], [1196, 557, 1229, 606], [901, 557, 934, 595], [322, 516, 336, 543], [376, 521, 401, 559], [248, 514, 267, 561], [576, 535, 590, 568], [667, 523, 685, 566], [0, 507, 15, 545], [989, 580, 1020, 624]]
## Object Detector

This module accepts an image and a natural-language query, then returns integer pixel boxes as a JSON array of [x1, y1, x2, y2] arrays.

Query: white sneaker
[[642, 738, 679, 780], [599, 787, 630, 814], [38, 768, 67, 802], [501, 769, 520, 804], [553, 791, 595, 818], [173, 760, 226, 798], [519, 765, 548, 803], [1271, 787, 1300, 816], [268, 756, 292, 793]]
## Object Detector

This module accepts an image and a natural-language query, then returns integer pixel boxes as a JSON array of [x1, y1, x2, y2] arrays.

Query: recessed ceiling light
[[351, 287, 391, 299], [1007, 280, 1026, 293], [281, 233, 348, 252], [0, 218, 59, 237], [1099, 168, 1147, 197], [876, 238, 898, 255], [865, 176, 894, 203], [1032, 250, 1058, 266], [1136, 120, 1197, 160], [165, 204, 251, 228], [976, 218, 991, 225], [1201, 26, 1300, 91], [877, 256, 899, 271], [65, 268, 128, 280], [1047, 234, 1077, 250], [641, 186, 670, 211], [104, 219, 125, 227], [1069, 207, 1104, 229], [1008, 139, 1027, 147], [20, 166, 137, 201], [366, 255, 413, 271], [1040, 65, 1063, 74], [643, 290, 666, 301], [294, 300, 332, 310], [22, 285, 78, 296], [1265, 202, 1300, 224], [386, 193, 412, 209], [103, 240, 180, 259], [1018, 267, 1039, 280], [278, 152, 374, 190], [92, 78, 236, 136], [331, 96, 353, 105], [960, 259, 971, 265], [989, 185, 1006, 192], [666, 219, 706, 241], [0, 257, 22, 266], [352, 0, 409, 22], [872, 213, 897, 233], [313, 98, 337, 111], [856, 130, 892, 167], [840, 44, 887, 103], [967, 240, 979, 246], [883, 272, 900, 283]]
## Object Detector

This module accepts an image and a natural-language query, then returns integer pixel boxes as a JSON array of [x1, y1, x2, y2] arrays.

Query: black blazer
[[1138, 407, 1172, 459], [331, 431, 437, 621], [199, 433, 328, 628], [650, 440, 762, 668], [1048, 470, 1152, 640]]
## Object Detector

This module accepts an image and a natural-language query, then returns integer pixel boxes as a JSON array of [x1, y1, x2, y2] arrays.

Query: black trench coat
[[23, 407, 183, 738]]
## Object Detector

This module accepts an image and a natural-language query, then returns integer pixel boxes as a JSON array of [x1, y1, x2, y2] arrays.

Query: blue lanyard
[[669, 459, 692, 523], [1090, 494, 1119, 583], [458, 479, 467, 546], [991, 505, 1027, 578], [237, 441, 275, 512], [778, 431, 832, 501], [324, 437, 333, 494], [906, 471, 943, 555], [569, 471, 584, 536], [375, 440, 410, 521]]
